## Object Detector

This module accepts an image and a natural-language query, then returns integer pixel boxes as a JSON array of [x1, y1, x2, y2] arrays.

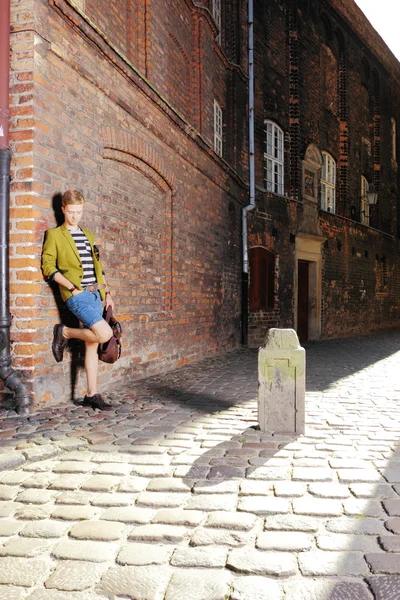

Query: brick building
[[3, 0, 248, 406], [3, 0, 400, 409], [247, 0, 400, 347]]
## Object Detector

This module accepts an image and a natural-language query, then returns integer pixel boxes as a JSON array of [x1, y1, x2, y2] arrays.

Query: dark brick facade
[[248, 0, 400, 347], [5, 0, 247, 405]]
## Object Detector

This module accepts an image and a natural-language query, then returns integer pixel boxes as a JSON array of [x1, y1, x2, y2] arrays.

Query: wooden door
[[297, 260, 309, 342]]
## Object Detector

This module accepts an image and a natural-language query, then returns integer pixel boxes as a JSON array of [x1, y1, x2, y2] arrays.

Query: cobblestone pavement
[[1, 331, 400, 599]]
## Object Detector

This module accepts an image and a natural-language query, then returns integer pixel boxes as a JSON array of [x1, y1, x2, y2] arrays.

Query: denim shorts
[[65, 289, 103, 329]]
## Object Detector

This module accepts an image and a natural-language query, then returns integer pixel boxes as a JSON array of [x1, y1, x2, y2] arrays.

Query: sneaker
[[52, 324, 67, 363], [82, 393, 113, 411]]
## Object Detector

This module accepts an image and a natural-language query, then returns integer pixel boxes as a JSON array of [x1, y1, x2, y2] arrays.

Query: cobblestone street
[[0, 331, 400, 599]]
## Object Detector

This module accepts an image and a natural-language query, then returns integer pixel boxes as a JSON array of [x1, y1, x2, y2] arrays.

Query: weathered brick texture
[[4, 0, 247, 405]]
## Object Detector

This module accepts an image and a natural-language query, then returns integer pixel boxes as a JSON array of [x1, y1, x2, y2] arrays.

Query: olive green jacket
[[41, 223, 106, 302]]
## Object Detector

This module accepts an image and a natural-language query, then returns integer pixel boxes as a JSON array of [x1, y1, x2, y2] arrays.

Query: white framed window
[[361, 175, 370, 225], [212, 0, 221, 43], [264, 121, 284, 195], [321, 152, 336, 212], [392, 118, 397, 162], [213, 99, 223, 157]]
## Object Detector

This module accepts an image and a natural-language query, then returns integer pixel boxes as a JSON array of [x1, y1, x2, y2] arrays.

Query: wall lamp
[[361, 187, 378, 214], [351, 186, 378, 219], [365, 187, 378, 206]]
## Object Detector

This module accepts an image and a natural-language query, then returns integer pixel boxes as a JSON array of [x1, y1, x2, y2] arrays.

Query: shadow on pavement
[[139, 382, 257, 414], [304, 330, 400, 392]]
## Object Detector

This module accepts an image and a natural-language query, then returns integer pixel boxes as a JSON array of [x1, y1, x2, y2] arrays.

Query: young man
[[42, 190, 115, 410]]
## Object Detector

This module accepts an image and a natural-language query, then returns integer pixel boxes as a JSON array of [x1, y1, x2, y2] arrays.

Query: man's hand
[[105, 292, 115, 310]]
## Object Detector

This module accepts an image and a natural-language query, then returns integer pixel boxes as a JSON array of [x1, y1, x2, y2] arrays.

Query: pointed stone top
[[262, 328, 301, 350]]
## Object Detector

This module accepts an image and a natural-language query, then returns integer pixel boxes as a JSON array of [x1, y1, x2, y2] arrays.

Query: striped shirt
[[69, 229, 97, 287]]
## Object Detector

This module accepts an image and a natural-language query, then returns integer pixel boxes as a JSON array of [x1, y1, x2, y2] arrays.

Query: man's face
[[62, 204, 84, 228]]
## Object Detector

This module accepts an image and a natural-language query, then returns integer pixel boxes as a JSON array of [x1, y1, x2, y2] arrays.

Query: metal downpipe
[[242, 0, 256, 345], [0, 0, 32, 415]]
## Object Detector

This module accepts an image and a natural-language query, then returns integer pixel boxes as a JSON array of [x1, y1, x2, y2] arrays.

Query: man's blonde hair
[[62, 190, 85, 207]]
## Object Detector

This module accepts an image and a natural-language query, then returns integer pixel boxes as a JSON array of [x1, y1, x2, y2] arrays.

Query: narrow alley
[[0, 331, 400, 599]]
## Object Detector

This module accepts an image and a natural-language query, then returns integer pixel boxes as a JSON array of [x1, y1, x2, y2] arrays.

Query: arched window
[[213, 99, 223, 157], [321, 13, 332, 43], [212, 0, 221, 44], [264, 121, 284, 195], [361, 176, 370, 226], [321, 152, 336, 213], [249, 247, 275, 310], [361, 57, 371, 88]]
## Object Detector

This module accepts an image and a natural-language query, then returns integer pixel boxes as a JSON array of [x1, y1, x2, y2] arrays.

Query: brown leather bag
[[98, 306, 122, 363]]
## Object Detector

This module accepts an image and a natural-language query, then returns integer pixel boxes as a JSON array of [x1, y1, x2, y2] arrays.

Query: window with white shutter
[[212, 0, 221, 44], [264, 121, 284, 195], [321, 152, 336, 213], [361, 175, 369, 226], [214, 99, 223, 157]]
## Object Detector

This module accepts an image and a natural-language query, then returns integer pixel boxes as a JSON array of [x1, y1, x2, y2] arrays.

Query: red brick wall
[[245, 0, 400, 346], [4, 0, 247, 405], [85, 0, 128, 54], [8, 2, 38, 395], [146, 0, 194, 120], [320, 215, 400, 338]]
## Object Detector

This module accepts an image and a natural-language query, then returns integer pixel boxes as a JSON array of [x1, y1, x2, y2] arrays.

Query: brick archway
[[101, 144, 174, 311]]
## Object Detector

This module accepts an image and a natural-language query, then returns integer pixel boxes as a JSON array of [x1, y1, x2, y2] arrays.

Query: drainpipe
[[241, 0, 256, 345], [0, 0, 32, 415]]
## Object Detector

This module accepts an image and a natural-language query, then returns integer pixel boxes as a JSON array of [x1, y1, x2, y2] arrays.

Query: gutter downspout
[[241, 0, 255, 345], [0, 0, 32, 415]]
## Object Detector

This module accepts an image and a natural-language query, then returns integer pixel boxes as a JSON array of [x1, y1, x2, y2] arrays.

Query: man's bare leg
[[63, 320, 112, 345], [65, 321, 114, 410], [85, 340, 99, 396]]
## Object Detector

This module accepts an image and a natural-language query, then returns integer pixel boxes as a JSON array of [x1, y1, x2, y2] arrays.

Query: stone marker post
[[258, 328, 305, 434]]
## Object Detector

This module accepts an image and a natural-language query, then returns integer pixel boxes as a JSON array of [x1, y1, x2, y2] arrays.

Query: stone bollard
[[258, 328, 305, 434]]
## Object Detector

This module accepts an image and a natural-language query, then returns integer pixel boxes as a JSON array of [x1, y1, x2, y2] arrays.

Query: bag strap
[[104, 306, 113, 324]]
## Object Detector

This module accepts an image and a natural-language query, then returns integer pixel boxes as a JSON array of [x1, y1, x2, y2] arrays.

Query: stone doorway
[[295, 235, 323, 341]]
